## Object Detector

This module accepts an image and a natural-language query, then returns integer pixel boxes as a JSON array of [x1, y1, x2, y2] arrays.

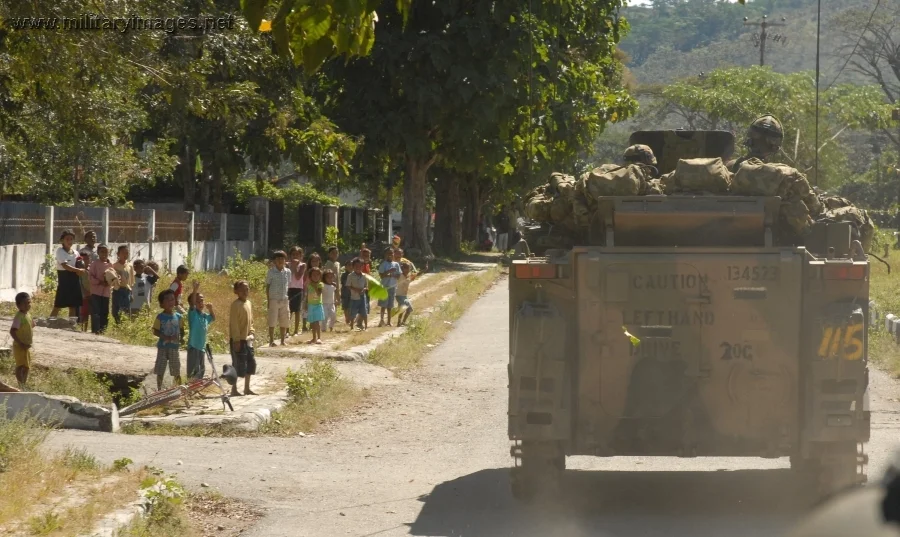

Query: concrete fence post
[[220, 213, 228, 269], [248, 217, 255, 258], [101, 207, 110, 245], [188, 211, 195, 255], [147, 209, 156, 261], [44, 206, 54, 256]]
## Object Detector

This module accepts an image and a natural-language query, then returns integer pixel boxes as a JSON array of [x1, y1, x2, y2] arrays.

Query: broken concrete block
[[35, 317, 78, 330], [0, 393, 119, 432], [886, 314, 896, 335]]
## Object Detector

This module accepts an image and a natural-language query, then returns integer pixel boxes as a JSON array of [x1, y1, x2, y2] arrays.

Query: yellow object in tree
[[259, 20, 272, 32]]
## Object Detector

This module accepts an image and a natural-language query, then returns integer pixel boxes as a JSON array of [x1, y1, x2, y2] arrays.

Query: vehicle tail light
[[514, 264, 557, 279], [824, 264, 866, 280]]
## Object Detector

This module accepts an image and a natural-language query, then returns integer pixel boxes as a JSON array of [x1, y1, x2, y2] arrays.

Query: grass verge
[[367, 265, 501, 369], [0, 410, 145, 536], [0, 354, 113, 403], [867, 253, 900, 375]]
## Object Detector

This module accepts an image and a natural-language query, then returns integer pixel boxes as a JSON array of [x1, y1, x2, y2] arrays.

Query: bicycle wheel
[[119, 387, 186, 417]]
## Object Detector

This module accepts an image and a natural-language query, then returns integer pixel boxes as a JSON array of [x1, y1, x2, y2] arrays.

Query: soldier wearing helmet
[[727, 114, 784, 173], [623, 144, 660, 178]]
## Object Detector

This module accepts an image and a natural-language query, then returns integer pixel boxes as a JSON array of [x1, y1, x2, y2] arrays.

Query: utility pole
[[744, 15, 788, 66]]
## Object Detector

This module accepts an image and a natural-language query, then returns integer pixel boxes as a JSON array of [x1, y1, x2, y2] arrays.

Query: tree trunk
[[461, 176, 482, 243], [401, 155, 434, 257], [181, 143, 196, 211], [432, 176, 460, 256], [211, 164, 224, 213]]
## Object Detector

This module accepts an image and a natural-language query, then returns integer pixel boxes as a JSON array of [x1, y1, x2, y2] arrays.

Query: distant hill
[[620, 0, 877, 86]]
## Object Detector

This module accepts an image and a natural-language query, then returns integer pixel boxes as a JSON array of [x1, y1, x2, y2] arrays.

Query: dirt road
[[47, 278, 900, 536]]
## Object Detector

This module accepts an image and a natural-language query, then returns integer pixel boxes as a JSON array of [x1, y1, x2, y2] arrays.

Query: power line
[[825, 0, 882, 91]]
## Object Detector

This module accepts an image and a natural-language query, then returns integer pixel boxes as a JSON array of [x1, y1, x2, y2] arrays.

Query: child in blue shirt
[[187, 291, 215, 379], [152, 289, 185, 390]]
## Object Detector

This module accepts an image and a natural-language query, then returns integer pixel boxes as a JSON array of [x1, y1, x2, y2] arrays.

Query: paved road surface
[[47, 277, 900, 536]]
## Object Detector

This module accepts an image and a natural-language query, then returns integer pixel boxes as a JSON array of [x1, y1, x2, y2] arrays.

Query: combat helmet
[[744, 114, 784, 157], [623, 144, 657, 166]]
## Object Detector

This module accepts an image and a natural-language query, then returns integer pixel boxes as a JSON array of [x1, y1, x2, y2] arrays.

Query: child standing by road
[[130, 259, 160, 315], [265, 250, 291, 346], [322, 270, 337, 332], [340, 264, 352, 325], [229, 280, 256, 396], [288, 246, 306, 336], [347, 258, 368, 331], [112, 245, 134, 324], [88, 244, 115, 334], [377, 248, 401, 327], [9, 292, 34, 389], [305, 267, 325, 344], [186, 291, 215, 380], [169, 265, 191, 314], [152, 289, 184, 390], [396, 262, 417, 327], [77, 250, 92, 331], [323, 247, 341, 304]]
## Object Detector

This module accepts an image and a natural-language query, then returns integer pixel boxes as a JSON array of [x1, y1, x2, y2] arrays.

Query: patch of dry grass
[[0, 416, 145, 536], [367, 266, 501, 370], [868, 256, 900, 375]]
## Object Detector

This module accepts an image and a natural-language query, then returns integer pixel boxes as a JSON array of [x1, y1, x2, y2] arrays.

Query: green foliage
[[224, 249, 269, 292], [242, 0, 413, 74], [0, 409, 47, 473], [233, 179, 340, 207], [117, 472, 188, 537], [39, 255, 57, 294], [653, 66, 891, 188], [60, 446, 100, 471], [324, 226, 342, 251], [28, 511, 62, 535], [285, 360, 340, 403], [112, 457, 134, 472]]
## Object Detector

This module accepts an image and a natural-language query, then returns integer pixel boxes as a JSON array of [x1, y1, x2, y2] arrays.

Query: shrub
[[0, 410, 47, 473], [285, 360, 340, 403]]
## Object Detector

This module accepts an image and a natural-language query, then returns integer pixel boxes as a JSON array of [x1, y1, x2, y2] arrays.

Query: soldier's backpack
[[822, 205, 875, 253], [666, 157, 732, 194], [580, 164, 647, 201]]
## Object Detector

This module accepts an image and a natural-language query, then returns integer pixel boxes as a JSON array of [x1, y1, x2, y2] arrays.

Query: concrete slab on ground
[[0, 392, 119, 432]]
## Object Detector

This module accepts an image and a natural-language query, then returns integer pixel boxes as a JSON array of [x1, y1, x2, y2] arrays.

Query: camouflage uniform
[[726, 115, 784, 173], [623, 144, 660, 178]]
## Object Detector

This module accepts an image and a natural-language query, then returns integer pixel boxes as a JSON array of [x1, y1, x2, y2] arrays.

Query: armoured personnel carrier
[[508, 130, 870, 500]]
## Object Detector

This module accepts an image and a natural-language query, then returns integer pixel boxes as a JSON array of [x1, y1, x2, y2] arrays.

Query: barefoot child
[[396, 262, 417, 327], [304, 253, 322, 333], [229, 280, 257, 396], [323, 246, 341, 303], [112, 245, 134, 324], [187, 291, 215, 379], [9, 292, 34, 389], [377, 248, 401, 327], [305, 267, 325, 344], [152, 289, 185, 390], [347, 258, 368, 331], [88, 244, 115, 334], [340, 264, 352, 325], [265, 250, 291, 346], [76, 250, 92, 331], [169, 265, 191, 314], [322, 270, 337, 332], [287, 246, 306, 336], [130, 259, 160, 315]]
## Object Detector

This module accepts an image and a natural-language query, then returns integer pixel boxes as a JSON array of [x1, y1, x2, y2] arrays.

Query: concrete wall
[[0, 240, 253, 302], [0, 243, 48, 302]]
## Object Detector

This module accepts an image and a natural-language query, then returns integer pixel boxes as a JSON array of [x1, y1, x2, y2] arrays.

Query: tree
[[655, 66, 892, 188], [241, 0, 412, 74], [0, 0, 178, 205], [322, 0, 636, 256], [833, 3, 900, 150]]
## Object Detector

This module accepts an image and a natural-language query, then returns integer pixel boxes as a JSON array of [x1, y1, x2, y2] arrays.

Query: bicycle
[[119, 344, 237, 417]]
